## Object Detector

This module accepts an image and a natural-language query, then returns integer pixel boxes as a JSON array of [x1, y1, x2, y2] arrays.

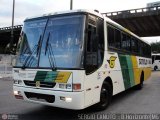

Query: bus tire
[[95, 82, 112, 110], [154, 66, 157, 71], [136, 72, 144, 90]]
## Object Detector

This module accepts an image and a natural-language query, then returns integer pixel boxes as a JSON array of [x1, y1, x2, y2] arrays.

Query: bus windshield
[[16, 15, 86, 69]]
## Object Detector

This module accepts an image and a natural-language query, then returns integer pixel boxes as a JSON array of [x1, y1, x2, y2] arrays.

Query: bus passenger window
[[86, 24, 98, 74], [115, 29, 121, 49], [155, 55, 160, 60], [108, 26, 115, 47], [131, 38, 139, 54], [107, 25, 121, 49], [139, 42, 143, 56], [97, 18, 104, 66], [122, 33, 131, 51], [152, 55, 155, 64], [87, 25, 97, 52]]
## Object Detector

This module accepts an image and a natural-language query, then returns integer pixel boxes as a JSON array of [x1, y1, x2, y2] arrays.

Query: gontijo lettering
[[139, 59, 151, 65]]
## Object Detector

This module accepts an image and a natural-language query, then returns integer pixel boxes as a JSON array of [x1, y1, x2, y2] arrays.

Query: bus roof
[[25, 9, 103, 21], [25, 9, 149, 45]]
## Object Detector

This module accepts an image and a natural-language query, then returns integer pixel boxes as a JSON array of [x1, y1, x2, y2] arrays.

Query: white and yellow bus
[[13, 10, 151, 110]]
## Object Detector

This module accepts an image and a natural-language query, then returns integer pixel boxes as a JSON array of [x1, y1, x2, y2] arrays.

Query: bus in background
[[152, 53, 160, 71], [13, 10, 151, 110]]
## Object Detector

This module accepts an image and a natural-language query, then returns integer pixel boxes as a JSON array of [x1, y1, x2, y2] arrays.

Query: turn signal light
[[73, 83, 81, 90]]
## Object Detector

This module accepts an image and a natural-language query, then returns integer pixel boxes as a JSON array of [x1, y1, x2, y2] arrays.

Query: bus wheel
[[136, 72, 144, 90], [154, 66, 157, 71], [95, 82, 112, 110]]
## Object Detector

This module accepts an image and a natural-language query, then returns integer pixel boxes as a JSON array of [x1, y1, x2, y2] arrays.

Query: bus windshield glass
[[16, 15, 85, 69]]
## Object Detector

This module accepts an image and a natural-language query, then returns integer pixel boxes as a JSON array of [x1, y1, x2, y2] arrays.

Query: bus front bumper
[[13, 86, 85, 110]]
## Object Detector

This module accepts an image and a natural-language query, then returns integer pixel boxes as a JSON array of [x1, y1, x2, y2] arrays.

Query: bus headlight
[[59, 84, 72, 89], [13, 90, 20, 95], [13, 90, 23, 99]]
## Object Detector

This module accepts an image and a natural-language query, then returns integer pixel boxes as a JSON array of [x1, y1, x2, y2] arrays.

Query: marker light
[[14, 80, 18, 84], [73, 83, 81, 90], [59, 84, 72, 89], [59, 84, 65, 89], [14, 80, 22, 85]]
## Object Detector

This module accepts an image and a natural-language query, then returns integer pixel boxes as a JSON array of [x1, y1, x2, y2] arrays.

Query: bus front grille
[[24, 92, 55, 103], [24, 80, 56, 88]]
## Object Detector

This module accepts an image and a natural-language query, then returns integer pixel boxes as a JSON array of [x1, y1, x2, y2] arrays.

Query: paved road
[[0, 71, 160, 120]]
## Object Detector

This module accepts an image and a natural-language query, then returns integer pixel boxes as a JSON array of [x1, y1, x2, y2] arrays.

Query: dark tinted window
[[131, 38, 139, 53], [108, 26, 115, 47], [97, 18, 104, 65], [155, 55, 160, 60], [115, 29, 121, 48], [147, 44, 151, 57], [121, 33, 131, 51], [108, 25, 121, 49], [86, 16, 104, 74], [87, 25, 97, 52], [152, 55, 155, 64], [107, 23, 151, 58]]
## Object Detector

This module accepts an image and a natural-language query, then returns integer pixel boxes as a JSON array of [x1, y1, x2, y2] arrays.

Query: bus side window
[[115, 29, 121, 49], [152, 55, 155, 64], [155, 55, 160, 60], [108, 26, 115, 47], [107, 25, 121, 50], [86, 24, 98, 74], [122, 33, 131, 51], [131, 38, 138, 54], [143, 43, 148, 57], [97, 18, 104, 66], [148, 45, 151, 58]]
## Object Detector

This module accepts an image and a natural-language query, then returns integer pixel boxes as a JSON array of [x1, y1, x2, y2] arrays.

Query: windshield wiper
[[22, 35, 42, 69], [45, 32, 50, 55], [45, 32, 57, 71]]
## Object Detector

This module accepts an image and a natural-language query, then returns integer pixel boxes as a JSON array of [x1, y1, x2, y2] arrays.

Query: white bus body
[[152, 53, 160, 70], [13, 10, 151, 110]]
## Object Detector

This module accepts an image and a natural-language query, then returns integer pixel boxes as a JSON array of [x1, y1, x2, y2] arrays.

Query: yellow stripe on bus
[[131, 56, 151, 85], [131, 56, 140, 85], [124, 28, 131, 34], [55, 72, 71, 83], [144, 67, 151, 81]]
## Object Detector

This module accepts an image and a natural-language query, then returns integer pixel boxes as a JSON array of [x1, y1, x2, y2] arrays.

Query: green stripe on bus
[[34, 71, 58, 82], [45, 71, 58, 82], [118, 54, 136, 89], [126, 56, 135, 87], [34, 71, 48, 81]]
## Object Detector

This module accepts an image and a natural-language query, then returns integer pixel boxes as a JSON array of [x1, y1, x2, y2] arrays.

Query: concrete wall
[[0, 54, 15, 78]]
